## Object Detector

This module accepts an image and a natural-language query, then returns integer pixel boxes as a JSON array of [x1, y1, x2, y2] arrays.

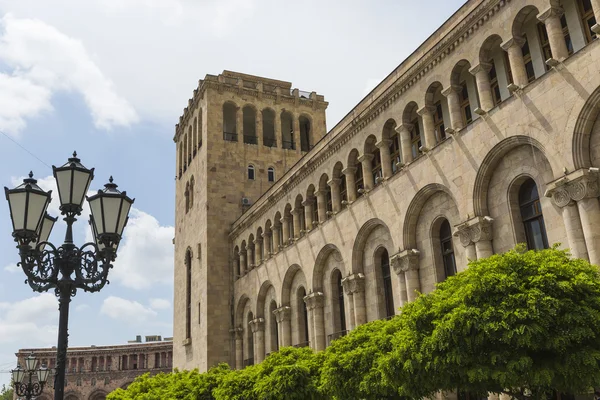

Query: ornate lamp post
[[4, 152, 134, 400], [11, 353, 51, 400]]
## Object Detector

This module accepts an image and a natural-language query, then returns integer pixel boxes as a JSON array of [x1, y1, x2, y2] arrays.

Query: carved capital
[[453, 216, 493, 245], [230, 327, 244, 340], [342, 167, 357, 176], [291, 208, 302, 216], [303, 292, 325, 310], [357, 154, 374, 163], [375, 139, 392, 149], [390, 249, 420, 275], [261, 232, 271, 239], [249, 318, 265, 333], [314, 189, 328, 198], [341, 273, 366, 295], [301, 199, 313, 207], [545, 169, 600, 207], [417, 105, 436, 116], [537, 6, 565, 23], [468, 61, 493, 75], [453, 224, 473, 247], [253, 238, 263, 246], [501, 36, 526, 51], [327, 178, 342, 188], [395, 122, 414, 135], [273, 306, 291, 323], [441, 84, 463, 97]]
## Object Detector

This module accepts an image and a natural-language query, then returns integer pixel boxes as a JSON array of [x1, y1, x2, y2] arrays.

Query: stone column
[[455, 224, 477, 265], [501, 36, 528, 88], [417, 106, 437, 151], [273, 306, 291, 348], [292, 208, 302, 239], [396, 271, 408, 307], [293, 115, 301, 154], [546, 172, 596, 261], [248, 242, 255, 270], [396, 123, 414, 164], [469, 62, 494, 112], [249, 318, 265, 364], [231, 328, 243, 370], [272, 226, 281, 254], [441, 85, 464, 132], [240, 249, 247, 274], [537, 6, 569, 61], [343, 289, 355, 330], [236, 106, 243, 140], [254, 238, 263, 265], [342, 273, 367, 327], [471, 217, 494, 259], [302, 199, 314, 231], [256, 109, 263, 145], [358, 154, 375, 190], [315, 190, 328, 224], [281, 216, 290, 247], [342, 167, 357, 202], [376, 139, 393, 179], [304, 292, 326, 351], [328, 178, 342, 213], [391, 249, 421, 302], [262, 232, 271, 259]]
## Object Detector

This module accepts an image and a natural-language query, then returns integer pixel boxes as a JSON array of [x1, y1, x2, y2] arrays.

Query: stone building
[[14, 336, 173, 400], [173, 0, 600, 371]]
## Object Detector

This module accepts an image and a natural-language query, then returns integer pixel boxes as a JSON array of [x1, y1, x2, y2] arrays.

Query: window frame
[[247, 164, 255, 181], [267, 167, 275, 183], [578, 0, 597, 44]]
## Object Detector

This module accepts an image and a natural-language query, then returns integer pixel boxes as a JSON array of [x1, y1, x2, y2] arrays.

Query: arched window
[[329, 269, 346, 345], [281, 111, 295, 150], [243, 106, 257, 145], [247, 165, 255, 180], [185, 249, 192, 340], [519, 178, 549, 250], [355, 164, 364, 196], [269, 300, 278, 353], [381, 249, 395, 318], [459, 81, 472, 124], [440, 220, 457, 279], [267, 167, 275, 182], [372, 147, 382, 185], [433, 100, 446, 142], [245, 312, 254, 366], [299, 115, 311, 152], [297, 287, 309, 347], [223, 102, 237, 141], [390, 132, 401, 174], [262, 109, 276, 147]]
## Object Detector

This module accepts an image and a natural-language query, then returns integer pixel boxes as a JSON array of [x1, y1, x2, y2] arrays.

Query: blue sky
[[0, 0, 465, 386]]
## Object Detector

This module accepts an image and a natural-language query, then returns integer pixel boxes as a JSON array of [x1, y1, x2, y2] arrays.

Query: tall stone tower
[[173, 70, 328, 370]]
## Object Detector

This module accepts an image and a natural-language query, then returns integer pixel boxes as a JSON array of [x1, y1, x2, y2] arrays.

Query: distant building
[[14, 336, 173, 400]]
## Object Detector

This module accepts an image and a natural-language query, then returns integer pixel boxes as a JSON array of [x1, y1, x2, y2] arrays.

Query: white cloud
[[149, 298, 170, 310], [0, 13, 138, 135], [3, 263, 19, 273], [0, 293, 58, 344], [100, 296, 157, 323], [110, 208, 174, 290], [75, 304, 89, 312]]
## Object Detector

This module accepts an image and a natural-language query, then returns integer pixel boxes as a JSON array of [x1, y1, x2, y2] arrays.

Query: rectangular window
[[489, 63, 502, 106], [459, 82, 472, 125], [579, 0, 597, 43], [504, 52, 513, 85], [371, 150, 382, 185], [410, 118, 422, 158], [389, 133, 401, 174], [355, 165, 364, 196], [433, 101, 445, 142], [522, 39, 536, 82]]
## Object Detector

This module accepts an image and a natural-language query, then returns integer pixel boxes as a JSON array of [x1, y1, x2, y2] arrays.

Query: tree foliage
[[0, 385, 13, 400], [382, 246, 600, 400], [108, 247, 600, 400]]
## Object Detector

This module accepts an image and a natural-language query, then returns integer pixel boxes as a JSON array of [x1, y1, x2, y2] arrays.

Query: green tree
[[382, 246, 600, 400], [107, 364, 231, 400], [0, 384, 13, 400], [320, 318, 404, 400]]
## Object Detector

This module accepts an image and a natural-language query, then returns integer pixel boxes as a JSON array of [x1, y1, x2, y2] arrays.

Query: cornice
[[229, 0, 509, 240]]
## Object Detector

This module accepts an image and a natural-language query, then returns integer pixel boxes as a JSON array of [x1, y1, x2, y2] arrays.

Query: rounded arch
[[347, 148, 360, 167], [402, 101, 419, 124], [403, 184, 458, 249], [573, 85, 600, 169], [512, 5, 540, 38], [312, 244, 345, 291], [352, 218, 393, 274], [424, 81, 444, 106], [364, 134, 377, 155], [473, 136, 557, 217], [318, 173, 329, 191], [235, 294, 250, 327], [332, 161, 344, 180], [382, 118, 397, 140], [65, 393, 80, 400], [450, 59, 472, 86], [281, 264, 307, 305], [256, 280, 276, 318], [88, 389, 109, 400], [306, 183, 316, 199], [294, 193, 304, 209], [479, 34, 504, 63]]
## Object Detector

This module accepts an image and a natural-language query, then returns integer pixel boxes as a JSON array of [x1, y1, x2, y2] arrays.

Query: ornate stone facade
[[174, 0, 600, 372], [14, 338, 172, 400]]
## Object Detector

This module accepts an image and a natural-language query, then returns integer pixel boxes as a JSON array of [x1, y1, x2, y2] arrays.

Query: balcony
[[263, 138, 277, 148], [223, 131, 238, 142], [244, 135, 258, 145]]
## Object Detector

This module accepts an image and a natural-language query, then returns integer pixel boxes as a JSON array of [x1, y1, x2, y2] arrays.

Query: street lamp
[[4, 152, 134, 400], [11, 353, 51, 400]]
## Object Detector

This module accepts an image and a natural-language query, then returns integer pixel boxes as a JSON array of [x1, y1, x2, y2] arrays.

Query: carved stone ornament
[[230, 327, 244, 340], [341, 273, 366, 294], [273, 306, 291, 323], [303, 292, 325, 310], [546, 172, 600, 207], [249, 317, 265, 333], [390, 249, 420, 275], [453, 216, 494, 246]]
